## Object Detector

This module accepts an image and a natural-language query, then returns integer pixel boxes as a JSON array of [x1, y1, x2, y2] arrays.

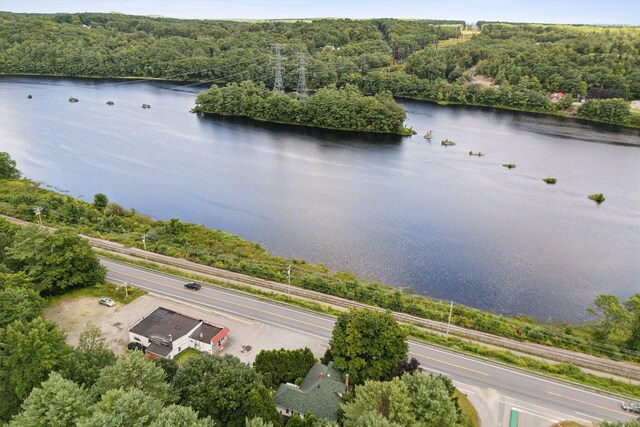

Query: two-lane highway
[[103, 258, 638, 425]]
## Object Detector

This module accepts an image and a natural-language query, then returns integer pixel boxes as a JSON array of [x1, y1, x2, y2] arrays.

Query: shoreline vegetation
[[0, 13, 639, 129], [192, 81, 415, 136], [0, 174, 638, 364]]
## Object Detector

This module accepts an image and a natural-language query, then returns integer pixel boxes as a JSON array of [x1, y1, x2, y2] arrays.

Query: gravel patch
[[45, 294, 328, 362]]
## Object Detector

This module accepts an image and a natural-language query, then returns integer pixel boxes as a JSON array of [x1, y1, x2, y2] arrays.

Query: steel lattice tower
[[296, 52, 309, 98], [273, 43, 286, 93]]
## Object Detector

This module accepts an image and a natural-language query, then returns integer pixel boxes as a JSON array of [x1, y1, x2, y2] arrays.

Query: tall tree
[[402, 374, 458, 427], [9, 372, 92, 427], [93, 350, 173, 403], [78, 388, 164, 427], [0, 317, 70, 420], [172, 353, 266, 427], [324, 309, 408, 383], [341, 378, 415, 427], [245, 384, 283, 426], [93, 193, 109, 211], [59, 323, 116, 387], [253, 347, 316, 389], [588, 294, 632, 347], [0, 152, 20, 179], [155, 404, 218, 427], [0, 287, 44, 329], [6, 227, 106, 294]]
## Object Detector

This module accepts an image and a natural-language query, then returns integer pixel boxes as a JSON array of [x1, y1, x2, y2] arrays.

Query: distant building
[[631, 100, 640, 109], [551, 92, 566, 102], [273, 362, 349, 423], [128, 307, 229, 359]]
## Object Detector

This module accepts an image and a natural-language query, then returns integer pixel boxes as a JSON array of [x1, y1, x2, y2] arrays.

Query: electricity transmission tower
[[296, 52, 309, 98], [272, 43, 286, 92]]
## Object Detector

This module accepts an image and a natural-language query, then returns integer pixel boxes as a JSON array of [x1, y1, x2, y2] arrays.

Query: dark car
[[184, 282, 201, 290]]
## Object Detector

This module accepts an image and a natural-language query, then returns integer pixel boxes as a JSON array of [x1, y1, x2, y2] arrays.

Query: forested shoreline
[[1, 12, 639, 127]]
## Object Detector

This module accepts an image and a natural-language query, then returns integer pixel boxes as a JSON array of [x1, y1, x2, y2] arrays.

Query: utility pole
[[446, 301, 454, 338], [272, 43, 286, 93], [296, 52, 308, 98], [33, 206, 43, 227], [287, 265, 292, 296], [392, 34, 397, 65], [141, 234, 148, 264]]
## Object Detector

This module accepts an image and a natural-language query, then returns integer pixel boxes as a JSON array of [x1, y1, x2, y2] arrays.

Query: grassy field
[[173, 348, 202, 365], [438, 29, 480, 48], [45, 281, 146, 308], [455, 390, 480, 427]]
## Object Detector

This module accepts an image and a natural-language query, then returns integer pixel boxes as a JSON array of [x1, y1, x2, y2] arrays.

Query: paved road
[[103, 258, 638, 425]]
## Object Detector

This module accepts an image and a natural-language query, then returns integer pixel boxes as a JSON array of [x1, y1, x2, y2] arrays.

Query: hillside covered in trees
[[1, 12, 639, 126], [1, 12, 640, 127]]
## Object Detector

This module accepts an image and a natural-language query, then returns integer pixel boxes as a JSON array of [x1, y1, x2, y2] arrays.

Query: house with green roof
[[273, 361, 348, 423]]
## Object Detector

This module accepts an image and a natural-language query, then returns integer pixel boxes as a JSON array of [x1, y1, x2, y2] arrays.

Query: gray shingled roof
[[146, 342, 172, 357], [130, 307, 200, 342], [273, 362, 346, 422], [190, 323, 223, 344]]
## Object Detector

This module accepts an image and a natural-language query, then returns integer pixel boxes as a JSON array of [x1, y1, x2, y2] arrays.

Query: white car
[[99, 297, 115, 307], [621, 402, 640, 413]]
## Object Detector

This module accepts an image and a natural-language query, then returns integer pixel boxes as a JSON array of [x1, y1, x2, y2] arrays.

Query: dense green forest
[[1, 12, 639, 126], [193, 82, 412, 134]]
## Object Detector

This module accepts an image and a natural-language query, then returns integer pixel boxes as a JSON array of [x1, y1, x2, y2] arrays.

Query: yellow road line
[[547, 391, 630, 417], [114, 268, 490, 377], [409, 352, 489, 376], [110, 269, 333, 332]]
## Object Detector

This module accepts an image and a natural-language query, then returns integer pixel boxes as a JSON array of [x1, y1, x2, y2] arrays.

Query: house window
[[178, 347, 182, 352], [134, 337, 140, 342]]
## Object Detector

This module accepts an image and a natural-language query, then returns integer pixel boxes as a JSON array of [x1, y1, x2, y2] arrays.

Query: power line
[[272, 43, 286, 93], [296, 52, 309, 99]]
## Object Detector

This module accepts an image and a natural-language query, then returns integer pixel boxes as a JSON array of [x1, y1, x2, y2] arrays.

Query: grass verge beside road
[[46, 281, 146, 308], [99, 251, 640, 399], [456, 390, 480, 427]]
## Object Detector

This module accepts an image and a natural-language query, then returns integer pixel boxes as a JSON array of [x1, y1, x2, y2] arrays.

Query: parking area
[[44, 293, 329, 363]]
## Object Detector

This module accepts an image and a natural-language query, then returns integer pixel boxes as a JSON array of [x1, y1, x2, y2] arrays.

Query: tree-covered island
[[193, 82, 415, 135]]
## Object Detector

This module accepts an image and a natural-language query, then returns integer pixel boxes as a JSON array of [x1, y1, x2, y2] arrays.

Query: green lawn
[[455, 390, 480, 427], [173, 348, 202, 365], [45, 281, 146, 307]]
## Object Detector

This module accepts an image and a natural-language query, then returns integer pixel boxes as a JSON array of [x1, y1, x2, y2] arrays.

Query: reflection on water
[[1, 76, 639, 322]]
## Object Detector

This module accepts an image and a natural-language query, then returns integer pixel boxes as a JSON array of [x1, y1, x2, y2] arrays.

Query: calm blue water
[[1, 76, 639, 322]]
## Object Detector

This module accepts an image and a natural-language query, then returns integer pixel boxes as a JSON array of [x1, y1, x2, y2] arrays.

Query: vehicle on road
[[99, 297, 115, 307], [184, 282, 201, 290], [622, 402, 640, 413]]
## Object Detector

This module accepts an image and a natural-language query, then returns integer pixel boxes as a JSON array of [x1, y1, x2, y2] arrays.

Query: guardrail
[[4, 214, 640, 381]]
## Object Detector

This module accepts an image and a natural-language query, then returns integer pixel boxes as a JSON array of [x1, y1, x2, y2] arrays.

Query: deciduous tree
[[6, 226, 106, 294], [9, 372, 92, 427], [172, 353, 266, 427], [93, 350, 172, 403], [324, 309, 408, 384]]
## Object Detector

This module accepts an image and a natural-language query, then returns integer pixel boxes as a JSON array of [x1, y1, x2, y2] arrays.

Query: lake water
[[1, 76, 639, 322]]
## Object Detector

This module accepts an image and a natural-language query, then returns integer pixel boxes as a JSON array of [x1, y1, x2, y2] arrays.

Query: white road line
[[105, 262, 337, 323], [107, 261, 630, 417], [125, 282, 330, 341], [411, 341, 627, 403], [576, 411, 604, 422], [512, 406, 560, 423]]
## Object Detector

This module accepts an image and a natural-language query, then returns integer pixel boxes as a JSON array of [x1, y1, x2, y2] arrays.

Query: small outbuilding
[[128, 307, 229, 359]]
